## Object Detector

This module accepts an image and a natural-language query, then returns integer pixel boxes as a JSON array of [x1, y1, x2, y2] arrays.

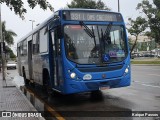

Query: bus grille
[[78, 65, 123, 72]]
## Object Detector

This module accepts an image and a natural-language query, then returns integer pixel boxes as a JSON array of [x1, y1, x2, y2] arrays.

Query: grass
[[131, 58, 160, 64]]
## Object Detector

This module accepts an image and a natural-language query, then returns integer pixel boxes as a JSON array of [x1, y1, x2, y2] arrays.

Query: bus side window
[[20, 40, 27, 56], [17, 47, 20, 57], [33, 32, 39, 54], [17, 43, 21, 57], [20, 44, 23, 56], [40, 27, 48, 53], [23, 40, 27, 56]]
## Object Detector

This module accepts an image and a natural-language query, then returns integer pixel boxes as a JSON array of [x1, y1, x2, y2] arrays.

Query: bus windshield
[[64, 24, 128, 64]]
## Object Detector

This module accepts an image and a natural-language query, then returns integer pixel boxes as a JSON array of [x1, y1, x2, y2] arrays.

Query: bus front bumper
[[63, 74, 131, 94]]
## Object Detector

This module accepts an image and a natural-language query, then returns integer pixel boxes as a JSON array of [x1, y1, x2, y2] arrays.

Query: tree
[[127, 17, 147, 55], [0, 21, 17, 59], [5, 46, 16, 59], [141, 42, 147, 51], [0, 0, 53, 18], [136, 0, 160, 45], [67, 0, 110, 10], [128, 37, 133, 51], [2, 21, 17, 45]]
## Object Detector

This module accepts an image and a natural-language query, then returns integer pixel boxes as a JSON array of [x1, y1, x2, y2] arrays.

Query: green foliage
[[128, 37, 133, 50], [136, 0, 160, 45], [0, 0, 53, 18], [141, 42, 147, 51], [127, 17, 147, 54], [128, 17, 147, 36], [2, 21, 17, 45], [1, 21, 17, 59], [131, 60, 160, 64], [5, 46, 16, 59], [67, 0, 110, 10]]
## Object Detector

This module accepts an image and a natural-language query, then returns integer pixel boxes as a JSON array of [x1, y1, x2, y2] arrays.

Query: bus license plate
[[99, 86, 110, 90]]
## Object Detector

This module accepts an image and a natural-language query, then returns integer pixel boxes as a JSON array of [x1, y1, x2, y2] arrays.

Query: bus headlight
[[125, 68, 129, 73], [124, 65, 130, 76], [70, 72, 76, 79]]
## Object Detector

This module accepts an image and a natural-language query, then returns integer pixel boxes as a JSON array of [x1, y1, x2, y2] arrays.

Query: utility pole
[[29, 20, 35, 30], [118, 0, 120, 12], [0, 4, 5, 80]]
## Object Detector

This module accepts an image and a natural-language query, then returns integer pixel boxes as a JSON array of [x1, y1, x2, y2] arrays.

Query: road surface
[[7, 65, 160, 120]]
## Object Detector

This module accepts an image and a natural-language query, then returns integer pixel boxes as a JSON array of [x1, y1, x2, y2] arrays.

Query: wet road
[[7, 65, 160, 120]]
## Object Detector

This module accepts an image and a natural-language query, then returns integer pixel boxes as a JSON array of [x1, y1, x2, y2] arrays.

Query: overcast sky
[[1, 0, 153, 53]]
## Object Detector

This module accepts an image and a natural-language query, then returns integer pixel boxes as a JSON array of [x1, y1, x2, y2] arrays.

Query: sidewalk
[[0, 73, 45, 120]]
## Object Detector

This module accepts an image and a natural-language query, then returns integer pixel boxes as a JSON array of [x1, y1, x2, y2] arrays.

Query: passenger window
[[33, 32, 39, 54], [23, 40, 27, 55], [40, 27, 48, 53], [19, 40, 27, 56]]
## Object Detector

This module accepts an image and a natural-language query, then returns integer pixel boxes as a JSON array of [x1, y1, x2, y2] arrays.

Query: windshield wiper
[[96, 23, 112, 65], [97, 23, 113, 54], [103, 22, 112, 41], [79, 21, 96, 46]]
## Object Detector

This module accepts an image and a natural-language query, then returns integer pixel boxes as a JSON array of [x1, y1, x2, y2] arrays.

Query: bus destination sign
[[63, 11, 122, 22]]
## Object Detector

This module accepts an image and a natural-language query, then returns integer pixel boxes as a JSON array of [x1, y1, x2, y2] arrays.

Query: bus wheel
[[23, 71, 29, 86], [43, 72, 52, 95]]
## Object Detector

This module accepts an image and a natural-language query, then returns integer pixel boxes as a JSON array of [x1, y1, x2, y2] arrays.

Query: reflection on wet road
[[21, 86, 134, 120], [8, 65, 160, 120]]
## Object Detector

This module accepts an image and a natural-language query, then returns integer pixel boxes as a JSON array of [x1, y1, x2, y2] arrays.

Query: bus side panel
[[32, 54, 45, 85], [41, 54, 50, 85], [31, 53, 50, 85], [24, 57, 29, 79]]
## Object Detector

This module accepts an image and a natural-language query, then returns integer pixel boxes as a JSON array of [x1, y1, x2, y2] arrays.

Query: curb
[[2, 76, 45, 120]]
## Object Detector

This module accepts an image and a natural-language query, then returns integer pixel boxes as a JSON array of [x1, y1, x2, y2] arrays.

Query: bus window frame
[[19, 39, 27, 56], [39, 26, 49, 54], [63, 24, 129, 65], [32, 31, 40, 55]]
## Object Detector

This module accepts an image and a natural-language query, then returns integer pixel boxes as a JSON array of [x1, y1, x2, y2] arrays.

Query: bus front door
[[51, 30, 60, 87], [28, 40, 33, 80]]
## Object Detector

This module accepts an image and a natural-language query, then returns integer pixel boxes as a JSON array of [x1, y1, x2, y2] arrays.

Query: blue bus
[[17, 9, 131, 94]]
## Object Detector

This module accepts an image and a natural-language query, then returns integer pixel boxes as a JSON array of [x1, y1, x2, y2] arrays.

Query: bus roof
[[17, 13, 55, 43], [18, 9, 122, 43], [57, 8, 119, 14]]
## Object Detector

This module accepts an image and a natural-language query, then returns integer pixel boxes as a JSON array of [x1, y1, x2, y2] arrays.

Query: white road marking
[[140, 84, 160, 88], [132, 67, 160, 71], [133, 81, 160, 88], [148, 74, 160, 77]]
